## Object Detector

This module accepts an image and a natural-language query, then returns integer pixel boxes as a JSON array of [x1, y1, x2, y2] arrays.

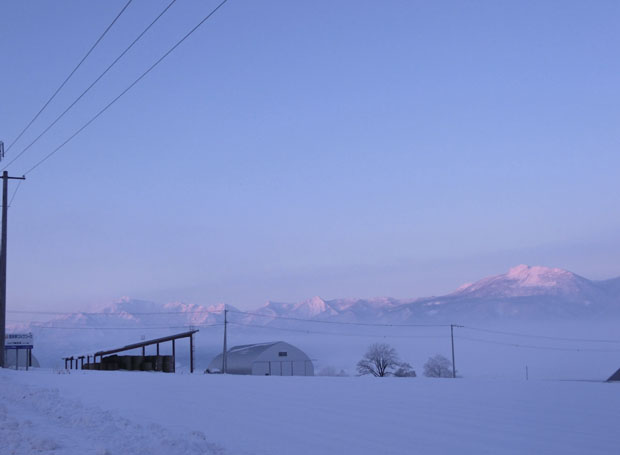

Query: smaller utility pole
[[0, 169, 25, 368], [450, 324, 462, 379], [221, 307, 228, 373]]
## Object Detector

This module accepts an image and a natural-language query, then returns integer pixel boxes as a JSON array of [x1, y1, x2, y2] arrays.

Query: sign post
[[5, 333, 33, 370]]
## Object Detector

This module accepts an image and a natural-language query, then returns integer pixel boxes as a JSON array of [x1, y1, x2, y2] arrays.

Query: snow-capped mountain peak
[[505, 264, 573, 287], [293, 296, 329, 317], [450, 264, 589, 299]]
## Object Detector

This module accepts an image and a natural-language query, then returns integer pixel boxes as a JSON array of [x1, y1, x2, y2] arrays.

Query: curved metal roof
[[207, 341, 311, 374]]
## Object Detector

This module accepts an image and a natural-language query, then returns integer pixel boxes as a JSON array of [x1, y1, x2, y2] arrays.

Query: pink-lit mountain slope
[[253, 265, 620, 323], [11, 266, 620, 334], [386, 265, 620, 322]]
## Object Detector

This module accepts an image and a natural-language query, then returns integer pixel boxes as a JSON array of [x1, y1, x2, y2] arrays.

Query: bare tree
[[423, 354, 454, 378], [356, 343, 401, 377]]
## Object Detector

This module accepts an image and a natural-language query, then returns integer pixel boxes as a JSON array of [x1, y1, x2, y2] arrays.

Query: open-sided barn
[[208, 341, 314, 376]]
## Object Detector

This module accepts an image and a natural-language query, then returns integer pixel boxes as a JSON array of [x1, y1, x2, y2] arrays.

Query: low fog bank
[[27, 320, 620, 381]]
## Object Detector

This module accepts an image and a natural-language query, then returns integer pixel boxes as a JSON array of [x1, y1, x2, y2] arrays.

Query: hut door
[[281, 361, 292, 376], [269, 361, 282, 376]]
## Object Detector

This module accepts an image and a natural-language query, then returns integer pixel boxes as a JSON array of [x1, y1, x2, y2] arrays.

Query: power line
[[32, 322, 223, 331], [456, 335, 620, 353], [7, 307, 447, 328], [7, 180, 23, 207], [8, 308, 225, 316], [228, 321, 447, 339], [22, 0, 230, 176], [461, 325, 620, 344], [228, 309, 450, 328], [3, 0, 178, 172], [4, 0, 133, 154]]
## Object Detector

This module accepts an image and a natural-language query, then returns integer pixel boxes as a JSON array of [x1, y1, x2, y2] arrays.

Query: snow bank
[[4, 368, 620, 455], [0, 370, 224, 455]]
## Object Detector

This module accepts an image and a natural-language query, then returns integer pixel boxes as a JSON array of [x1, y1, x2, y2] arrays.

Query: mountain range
[[9, 264, 620, 368], [11, 265, 620, 332], [249, 265, 620, 323]]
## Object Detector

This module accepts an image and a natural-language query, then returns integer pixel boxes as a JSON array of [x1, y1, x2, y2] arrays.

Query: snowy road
[[3, 368, 620, 455]]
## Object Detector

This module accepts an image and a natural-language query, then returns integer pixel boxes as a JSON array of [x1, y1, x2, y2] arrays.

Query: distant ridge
[[9, 265, 620, 333], [9, 265, 620, 368], [252, 265, 620, 323]]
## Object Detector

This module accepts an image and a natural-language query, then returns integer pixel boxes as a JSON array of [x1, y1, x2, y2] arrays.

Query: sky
[[0, 0, 619, 313]]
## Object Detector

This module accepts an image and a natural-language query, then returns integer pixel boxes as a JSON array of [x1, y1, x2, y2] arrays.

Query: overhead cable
[[22, 0, 230, 176], [228, 321, 447, 339], [228, 309, 450, 328], [456, 335, 620, 353], [461, 325, 620, 344], [2, 0, 178, 172], [8, 308, 225, 316], [4, 0, 133, 154], [31, 322, 223, 331]]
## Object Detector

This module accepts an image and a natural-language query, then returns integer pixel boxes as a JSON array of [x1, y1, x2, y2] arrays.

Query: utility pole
[[0, 169, 26, 368], [221, 307, 228, 373], [450, 324, 462, 379]]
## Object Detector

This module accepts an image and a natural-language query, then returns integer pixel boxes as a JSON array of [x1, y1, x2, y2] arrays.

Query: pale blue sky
[[0, 0, 618, 312]]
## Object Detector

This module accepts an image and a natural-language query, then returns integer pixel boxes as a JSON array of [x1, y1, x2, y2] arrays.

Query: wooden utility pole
[[450, 324, 462, 379], [0, 170, 25, 368], [221, 307, 228, 373]]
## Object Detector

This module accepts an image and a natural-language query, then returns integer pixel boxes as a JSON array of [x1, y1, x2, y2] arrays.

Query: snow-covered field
[[2, 368, 619, 455]]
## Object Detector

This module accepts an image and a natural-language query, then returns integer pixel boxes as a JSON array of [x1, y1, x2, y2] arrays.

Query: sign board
[[5, 333, 33, 348]]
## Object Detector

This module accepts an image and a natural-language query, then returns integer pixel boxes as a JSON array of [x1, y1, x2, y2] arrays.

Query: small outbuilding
[[208, 341, 314, 376]]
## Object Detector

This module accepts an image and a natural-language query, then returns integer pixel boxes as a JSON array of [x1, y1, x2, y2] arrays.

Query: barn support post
[[189, 333, 194, 373], [87, 355, 91, 366], [142, 346, 145, 356], [28, 349, 31, 368], [156, 343, 159, 356]]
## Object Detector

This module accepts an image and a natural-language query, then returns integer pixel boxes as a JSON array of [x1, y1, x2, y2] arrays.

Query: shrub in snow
[[393, 362, 417, 377], [423, 354, 454, 378], [318, 366, 349, 377]]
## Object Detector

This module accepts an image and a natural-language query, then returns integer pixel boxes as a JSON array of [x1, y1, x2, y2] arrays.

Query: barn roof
[[207, 341, 311, 374], [227, 341, 280, 356]]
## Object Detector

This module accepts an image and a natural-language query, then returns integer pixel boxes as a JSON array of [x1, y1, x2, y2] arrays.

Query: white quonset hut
[[208, 341, 314, 376]]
